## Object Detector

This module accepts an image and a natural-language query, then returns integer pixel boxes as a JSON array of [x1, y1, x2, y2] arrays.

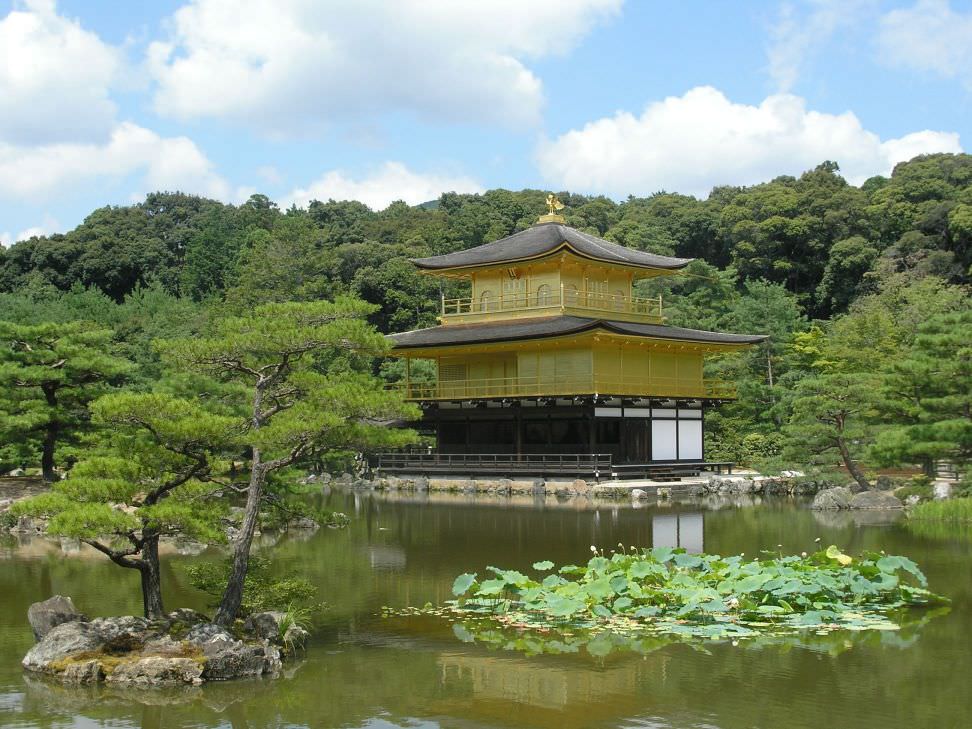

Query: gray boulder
[[166, 608, 209, 628], [811, 486, 853, 510], [23, 621, 104, 672], [61, 659, 103, 684], [89, 616, 155, 651], [141, 635, 191, 656], [199, 637, 280, 680], [710, 476, 755, 494], [243, 612, 286, 642], [28, 596, 87, 641], [107, 656, 203, 686], [185, 621, 280, 680], [186, 622, 235, 645], [874, 475, 899, 491], [630, 489, 648, 500], [243, 611, 307, 651], [849, 490, 904, 510], [10, 515, 43, 534], [289, 516, 319, 530]]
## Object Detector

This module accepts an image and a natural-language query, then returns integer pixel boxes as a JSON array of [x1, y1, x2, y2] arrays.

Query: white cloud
[[536, 86, 962, 198], [0, 1, 241, 210], [877, 0, 972, 87], [147, 0, 621, 134], [0, 121, 233, 201], [0, 215, 60, 247], [0, 0, 121, 144], [16, 215, 60, 241], [257, 165, 283, 185], [287, 162, 483, 210], [766, 0, 874, 91]]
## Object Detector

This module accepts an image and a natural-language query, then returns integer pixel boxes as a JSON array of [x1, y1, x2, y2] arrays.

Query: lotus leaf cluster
[[388, 546, 947, 653]]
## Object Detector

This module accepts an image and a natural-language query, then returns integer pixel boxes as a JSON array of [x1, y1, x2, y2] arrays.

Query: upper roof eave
[[388, 315, 768, 350], [410, 222, 693, 272]]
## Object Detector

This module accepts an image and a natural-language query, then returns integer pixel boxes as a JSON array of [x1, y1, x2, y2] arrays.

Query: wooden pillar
[[515, 409, 523, 459], [588, 406, 597, 456], [620, 412, 628, 464]]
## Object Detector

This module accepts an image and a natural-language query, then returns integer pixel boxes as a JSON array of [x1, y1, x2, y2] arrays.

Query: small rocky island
[[23, 596, 307, 685]]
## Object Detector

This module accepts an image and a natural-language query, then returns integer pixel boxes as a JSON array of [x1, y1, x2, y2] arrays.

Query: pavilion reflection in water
[[651, 512, 703, 552]]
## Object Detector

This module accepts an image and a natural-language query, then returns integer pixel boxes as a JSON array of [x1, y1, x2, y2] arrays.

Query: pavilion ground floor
[[375, 397, 734, 480]]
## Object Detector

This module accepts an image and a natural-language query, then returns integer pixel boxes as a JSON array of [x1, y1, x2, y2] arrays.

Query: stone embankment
[[309, 471, 827, 500], [811, 486, 904, 510], [22, 596, 306, 685]]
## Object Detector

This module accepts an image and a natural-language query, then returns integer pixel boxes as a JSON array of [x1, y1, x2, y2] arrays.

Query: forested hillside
[[1, 153, 970, 478]]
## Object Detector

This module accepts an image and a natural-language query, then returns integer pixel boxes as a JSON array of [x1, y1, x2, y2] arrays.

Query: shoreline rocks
[[811, 486, 903, 510], [812, 487, 853, 510], [28, 596, 86, 641], [22, 600, 292, 686]]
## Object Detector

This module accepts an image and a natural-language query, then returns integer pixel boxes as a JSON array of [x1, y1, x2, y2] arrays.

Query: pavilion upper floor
[[410, 221, 694, 326], [388, 316, 766, 403]]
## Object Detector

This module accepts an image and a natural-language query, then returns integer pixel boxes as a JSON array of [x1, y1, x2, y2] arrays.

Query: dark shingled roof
[[389, 316, 767, 349], [411, 222, 693, 271]]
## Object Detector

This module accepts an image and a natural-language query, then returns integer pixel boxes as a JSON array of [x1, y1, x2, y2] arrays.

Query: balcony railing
[[440, 288, 663, 324], [390, 375, 736, 401]]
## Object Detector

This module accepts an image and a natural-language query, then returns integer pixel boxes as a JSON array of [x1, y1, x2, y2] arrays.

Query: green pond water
[[0, 491, 970, 729]]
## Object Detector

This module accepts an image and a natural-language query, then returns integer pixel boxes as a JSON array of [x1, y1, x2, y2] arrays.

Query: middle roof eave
[[388, 315, 768, 349], [410, 222, 693, 271]]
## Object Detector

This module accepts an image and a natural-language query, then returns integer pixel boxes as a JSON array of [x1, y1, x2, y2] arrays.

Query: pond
[[0, 491, 969, 729]]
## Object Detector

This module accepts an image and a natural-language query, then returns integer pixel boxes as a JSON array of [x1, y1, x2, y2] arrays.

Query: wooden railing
[[374, 451, 613, 478], [390, 375, 736, 401], [441, 288, 663, 324], [371, 452, 736, 479]]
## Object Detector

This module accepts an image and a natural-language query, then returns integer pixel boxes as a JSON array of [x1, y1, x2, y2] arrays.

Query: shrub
[[186, 555, 318, 616]]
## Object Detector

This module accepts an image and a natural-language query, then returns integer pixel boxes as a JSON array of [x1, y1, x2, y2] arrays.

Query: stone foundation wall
[[311, 472, 828, 500]]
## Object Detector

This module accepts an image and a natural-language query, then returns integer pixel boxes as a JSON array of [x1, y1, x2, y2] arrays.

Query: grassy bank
[[910, 498, 972, 522]]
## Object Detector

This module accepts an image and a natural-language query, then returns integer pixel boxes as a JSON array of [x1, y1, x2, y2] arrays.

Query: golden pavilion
[[384, 198, 766, 478]]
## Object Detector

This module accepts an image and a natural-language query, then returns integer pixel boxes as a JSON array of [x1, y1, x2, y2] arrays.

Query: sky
[[2, 0, 972, 246]]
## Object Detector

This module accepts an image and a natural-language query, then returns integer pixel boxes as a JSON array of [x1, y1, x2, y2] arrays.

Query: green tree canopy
[[872, 309, 972, 473], [14, 392, 237, 617], [0, 321, 132, 479], [158, 297, 419, 624]]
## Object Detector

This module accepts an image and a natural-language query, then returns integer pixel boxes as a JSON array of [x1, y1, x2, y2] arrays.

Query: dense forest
[[1, 153, 970, 482]]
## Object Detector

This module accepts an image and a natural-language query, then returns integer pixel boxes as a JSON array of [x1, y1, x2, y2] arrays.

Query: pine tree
[[783, 372, 880, 490], [14, 393, 237, 617], [872, 309, 972, 473], [158, 297, 419, 625], [0, 322, 132, 480]]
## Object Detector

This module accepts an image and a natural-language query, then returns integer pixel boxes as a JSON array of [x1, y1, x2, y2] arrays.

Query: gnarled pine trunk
[[40, 424, 58, 483], [41, 384, 59, 483], [837, 436, 870, 491], [214, 451, 265, 625], [138, 535, 165, 619]]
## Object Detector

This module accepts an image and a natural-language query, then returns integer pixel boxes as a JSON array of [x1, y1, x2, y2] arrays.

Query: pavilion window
[[612, 289, 626, 311], [479, 290, 494, 312], [502, 277, 526, 309], [535, 284, 553, 306], [596, 420, 621, 445]]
